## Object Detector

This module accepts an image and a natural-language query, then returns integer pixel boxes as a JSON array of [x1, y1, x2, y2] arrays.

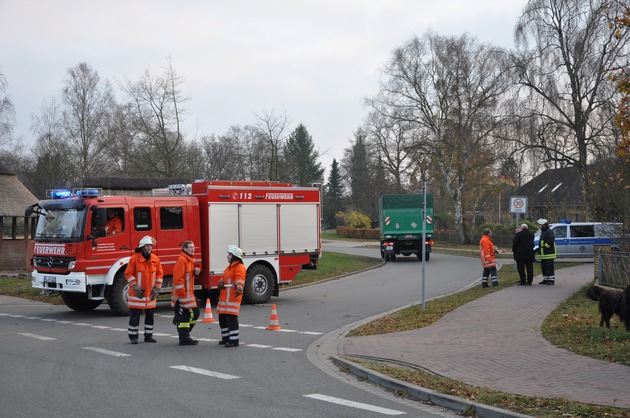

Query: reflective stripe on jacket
[[125, 252, 163, 310], [539, 228, 557, 260], [479, 235, 496, 268], [216, 261, 246, 316], [171, 251, 198, 309]]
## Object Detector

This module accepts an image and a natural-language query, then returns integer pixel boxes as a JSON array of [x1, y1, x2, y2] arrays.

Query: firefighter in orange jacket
[[105, 209, 122, 235], [124, 236, 163, 344], [171, 240, 201, 345], [479, 228, 499, 288], [217, 245, 246, 348]]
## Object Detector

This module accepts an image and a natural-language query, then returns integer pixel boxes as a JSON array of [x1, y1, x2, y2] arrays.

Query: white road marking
[[272, 347, 302, 352], [170, 365, 240, 380], [303, 394, 406, 416], [251, 325, 323, 335], [3, 313, 309, 351], [18, 333, 56, 341], [82, 346, 131, 357]]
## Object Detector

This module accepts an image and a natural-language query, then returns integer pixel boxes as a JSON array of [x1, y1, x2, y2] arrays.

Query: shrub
[[344, 210, 372, 228], [336, 226, 380, 239]]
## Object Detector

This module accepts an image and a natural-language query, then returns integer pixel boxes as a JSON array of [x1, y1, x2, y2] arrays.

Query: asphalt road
[[0, 243, 480, 417]]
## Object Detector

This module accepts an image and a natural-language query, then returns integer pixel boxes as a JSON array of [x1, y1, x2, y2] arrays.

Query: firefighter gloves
[[150, 286, 160, 300], [132, 285, 143, 298]]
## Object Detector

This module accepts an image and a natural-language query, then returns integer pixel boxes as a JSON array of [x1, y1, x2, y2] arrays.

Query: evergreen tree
[[324, 159, 343, 227], [344, 132, 374, 218], [281, 123, 324, 186]]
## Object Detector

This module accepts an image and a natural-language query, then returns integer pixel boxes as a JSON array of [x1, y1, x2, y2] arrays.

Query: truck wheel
[[390, 254, 396, 262], [422, 252, 430, 261], [243, 264, 274, 304], [380, 248, 385, 259], [107, 270, 130, 316], [61, 292, 102, 311]]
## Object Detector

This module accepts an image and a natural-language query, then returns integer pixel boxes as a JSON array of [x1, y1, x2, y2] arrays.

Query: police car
[[533, 220, 622, 261]]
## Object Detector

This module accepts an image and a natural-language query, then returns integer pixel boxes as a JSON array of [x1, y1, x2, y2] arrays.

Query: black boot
[[178, 329, 198, 346]]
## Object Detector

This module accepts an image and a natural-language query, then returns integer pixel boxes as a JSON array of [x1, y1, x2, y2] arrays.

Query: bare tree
[[106, 102, 138, 176], [252, 109, 290, 181], [27, 99, 75, 196], [514, 0, 630, 212], [362, 108, 417, 192], [61, 62, 115, 182], [0, 68, 15, 148], [369, 32, 512, 243], [121, 58, 189, 177]]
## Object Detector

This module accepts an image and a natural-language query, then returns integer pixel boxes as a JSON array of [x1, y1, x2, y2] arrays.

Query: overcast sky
[[0, 0, 527, 176]]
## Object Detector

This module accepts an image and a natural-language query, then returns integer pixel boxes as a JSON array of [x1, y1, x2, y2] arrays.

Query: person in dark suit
[[512, 223, 535, 286]]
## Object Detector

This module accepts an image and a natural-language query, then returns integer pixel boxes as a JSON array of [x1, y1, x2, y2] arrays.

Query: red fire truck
[[27, 180, 321, 315]]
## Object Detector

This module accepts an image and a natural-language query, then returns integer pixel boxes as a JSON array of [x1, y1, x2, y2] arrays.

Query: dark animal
[[586, 284, 630, 330]]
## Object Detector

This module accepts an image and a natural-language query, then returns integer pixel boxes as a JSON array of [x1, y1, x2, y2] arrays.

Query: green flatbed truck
[[379, 194, 434, 261]]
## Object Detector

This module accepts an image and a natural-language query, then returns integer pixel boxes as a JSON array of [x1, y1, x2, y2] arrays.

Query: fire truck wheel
[[243, 264, 274, 304], [61, 292, 102, 311], [107, 271, 130, 316]]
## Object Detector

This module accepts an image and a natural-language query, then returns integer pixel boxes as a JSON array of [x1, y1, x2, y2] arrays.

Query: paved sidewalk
[[340, 264, 630, 409]]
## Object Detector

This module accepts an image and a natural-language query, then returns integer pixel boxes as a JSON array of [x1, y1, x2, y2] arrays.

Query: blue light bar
[[74, 188, 102, 198], [559, 219, 572, 224], [47, 189, 72, 199]]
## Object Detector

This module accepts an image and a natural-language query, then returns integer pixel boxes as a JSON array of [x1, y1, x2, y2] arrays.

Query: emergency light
[[47, 189, 72, 199], [559, 219, 572, 224], [74, 188, 101, 198]]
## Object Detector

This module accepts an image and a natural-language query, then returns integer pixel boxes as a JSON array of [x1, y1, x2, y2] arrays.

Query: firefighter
[[124, 236, 163, 344], [171, 240, 201, 345], [479, 228, 499, 288], [537, 219, 557, 285], [217, 245, 246, 347], [105, 208, 122, 235]]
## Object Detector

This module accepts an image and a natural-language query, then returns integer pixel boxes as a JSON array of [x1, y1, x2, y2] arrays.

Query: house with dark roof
[[515, 166, 588, 222], [83, 177, 191, 196]]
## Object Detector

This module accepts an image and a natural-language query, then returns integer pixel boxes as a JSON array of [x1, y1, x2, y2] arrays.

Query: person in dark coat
[[512, 223, 535, 286]]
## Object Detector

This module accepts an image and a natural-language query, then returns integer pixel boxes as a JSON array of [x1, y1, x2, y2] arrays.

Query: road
[[0, 242, 480, 417]]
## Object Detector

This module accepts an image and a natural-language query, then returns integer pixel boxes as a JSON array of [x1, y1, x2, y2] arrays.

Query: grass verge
[[290, 251, 382, 286], [0, 276, 64, 304]]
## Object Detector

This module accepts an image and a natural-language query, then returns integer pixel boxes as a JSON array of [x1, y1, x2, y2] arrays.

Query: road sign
[[426, 216, 433, 224], [510, 196, 527, 214]]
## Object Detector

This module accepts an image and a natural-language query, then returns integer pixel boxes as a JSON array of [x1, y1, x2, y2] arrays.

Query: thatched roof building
[[0, 162, 38, 216]]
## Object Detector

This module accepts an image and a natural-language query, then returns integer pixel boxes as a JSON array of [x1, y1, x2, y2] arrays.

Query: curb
[[332, 356, 533, 418]]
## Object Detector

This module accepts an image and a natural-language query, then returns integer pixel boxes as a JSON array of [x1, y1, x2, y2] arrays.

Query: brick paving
[[341, 264, 630, 409]]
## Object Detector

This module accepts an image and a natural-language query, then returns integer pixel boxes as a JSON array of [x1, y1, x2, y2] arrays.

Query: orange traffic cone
[[201, 298, 216, 323], [265, 303, 282, 330]]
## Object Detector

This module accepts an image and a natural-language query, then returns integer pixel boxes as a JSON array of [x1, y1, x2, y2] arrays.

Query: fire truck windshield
[[35, 208, 86, 242]]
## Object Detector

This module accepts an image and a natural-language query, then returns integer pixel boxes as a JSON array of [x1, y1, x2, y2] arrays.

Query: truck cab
[[28, 188, 201, 315]]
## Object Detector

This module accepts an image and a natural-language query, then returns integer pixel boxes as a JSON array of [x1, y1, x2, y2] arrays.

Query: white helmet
[[138, 236, 156, 248], [536, 218, 548, 225], [227, 245, 243, 259]]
